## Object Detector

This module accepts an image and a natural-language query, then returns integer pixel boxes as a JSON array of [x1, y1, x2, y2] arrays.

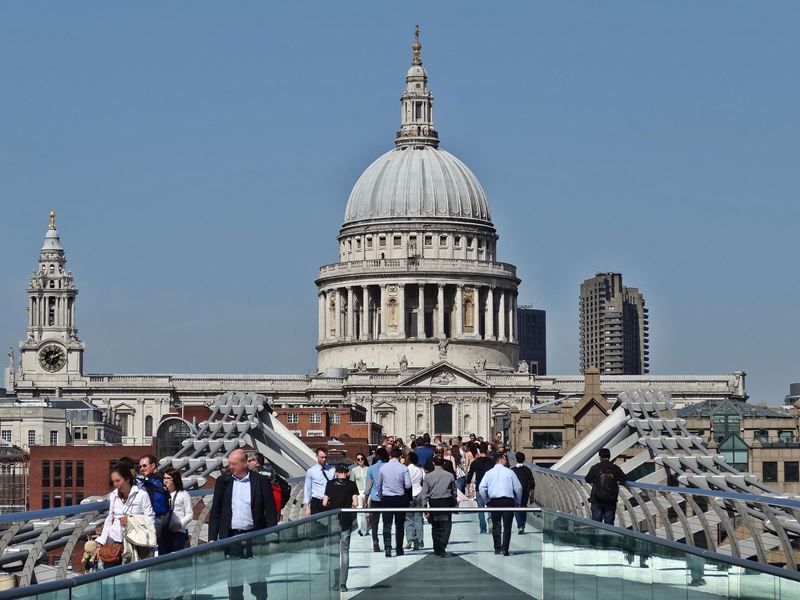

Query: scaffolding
[[0, 442, 28, 515]]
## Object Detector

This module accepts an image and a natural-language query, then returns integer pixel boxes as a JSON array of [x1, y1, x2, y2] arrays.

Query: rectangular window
[[310, 413, 321, 424], [366, 237, 373, 249], [65, 461, 73, 487], [50, 431, 58, 446], [763, 461, 778, 482], [76, 461, 84, 487], [42, 461, 50, 488], [287, 413, 299, 424], [76, 492, 84, 504], [356, 238, 361, 250], [415, 102, 422, 119], [378, 236, 386, 248], [53, 461, 62, 487], [331, 412, 341, 424], [785, 461, 799, 483], [53, 494, 62, 509], [439, 235, 447, 247], [0, 430, 10, 443], [779, 430, 794, 443], [64, 493, 73, 507], [393, 235, 402, 247], [42, 494, 50, 509], [306, 430, 324, 437], [424, 235, 433, 247], [531, 431, 564, 449], [28, 430, 36, 447], [454, 236, 462, 248]]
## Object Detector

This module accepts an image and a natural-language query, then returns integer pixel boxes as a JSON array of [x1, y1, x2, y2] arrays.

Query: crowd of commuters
[[87, 432, 630, 595]]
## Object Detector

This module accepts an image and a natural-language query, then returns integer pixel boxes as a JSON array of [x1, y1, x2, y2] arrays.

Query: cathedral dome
[[342, 145, 491, 226]]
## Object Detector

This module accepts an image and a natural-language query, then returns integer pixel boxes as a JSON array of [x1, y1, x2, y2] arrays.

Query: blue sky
[[1, 2, 797, 404]]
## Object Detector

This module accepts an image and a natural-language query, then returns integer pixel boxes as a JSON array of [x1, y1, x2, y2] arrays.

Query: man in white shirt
[[479, 453, 522, 556], [404, 451, 425, 550], [303, 447, 336, 516]]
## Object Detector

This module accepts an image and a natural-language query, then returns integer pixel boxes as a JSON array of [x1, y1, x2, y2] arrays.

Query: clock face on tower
[[38, 344, 66, 373]]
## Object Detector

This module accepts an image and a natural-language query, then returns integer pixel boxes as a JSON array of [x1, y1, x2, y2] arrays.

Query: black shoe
[[373, 542, 381, 552], [503, 551, 511, 556], [339, 585, 348, 592], [518, 528, 525, 534], [396, 549, 404, 556], [413, 542, 420, 551], [385, 549, 392, 557], [494, 548, 501, 554]]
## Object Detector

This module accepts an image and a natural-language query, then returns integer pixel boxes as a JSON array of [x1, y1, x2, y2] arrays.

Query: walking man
[[404, 451, 425, 550], [303, 448, 335, 516], [208, 449, 278, 600], [365, 447, 389, 552], [323, 464, 359, 592], [375, 447, 411, 557], [479, 453, 522, 556], [512, 451, 535, 534], [584, 448, 627, 525], [421, 455, 457, 557], [466, 442, 494, 533]]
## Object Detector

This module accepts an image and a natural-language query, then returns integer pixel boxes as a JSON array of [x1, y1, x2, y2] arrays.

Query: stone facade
[[4, 33, 749, 446]]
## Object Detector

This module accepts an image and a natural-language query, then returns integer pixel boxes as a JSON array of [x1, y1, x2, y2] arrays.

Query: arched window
[[433, 403, 453, 436], [144, 415, 153, 437], [156, 418, 194, 458], [463, 414, 471, 433], [416, 413, 424, 433]]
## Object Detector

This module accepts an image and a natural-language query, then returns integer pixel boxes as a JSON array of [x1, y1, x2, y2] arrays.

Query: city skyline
[[1, 3, 798, 404]]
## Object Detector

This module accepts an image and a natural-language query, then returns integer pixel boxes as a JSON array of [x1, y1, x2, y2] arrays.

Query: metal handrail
[[530, 465, 800, 509], [3, 504, 800, 600]]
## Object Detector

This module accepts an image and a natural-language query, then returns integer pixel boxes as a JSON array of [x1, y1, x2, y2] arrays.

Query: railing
[[531, 465, 800, 570], [318, 257, 517, 278], [3, 507, 800, 599], [0, 480, 305, 590]]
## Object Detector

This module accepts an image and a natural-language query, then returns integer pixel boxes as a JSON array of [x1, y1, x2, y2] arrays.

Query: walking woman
[[96, 463, 154, 567], [450, 445, 467, 493], [161, 468, 193, 554], [349, 453, 370, 536]]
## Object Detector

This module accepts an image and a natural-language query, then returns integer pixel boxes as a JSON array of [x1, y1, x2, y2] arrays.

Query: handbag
[[97, 541, 123, 564]]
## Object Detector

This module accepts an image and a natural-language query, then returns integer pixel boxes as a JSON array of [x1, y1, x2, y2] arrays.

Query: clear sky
[[1, 2, 797, 404]]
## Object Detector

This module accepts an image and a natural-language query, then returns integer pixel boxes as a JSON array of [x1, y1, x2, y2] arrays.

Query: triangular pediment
[[397, 362, 490, 389]]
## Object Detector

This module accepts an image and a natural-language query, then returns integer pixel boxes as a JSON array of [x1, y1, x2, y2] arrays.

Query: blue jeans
[[591, 501, 617, 525], [406, 494, 424, 544], [476, 491, 488, 532]]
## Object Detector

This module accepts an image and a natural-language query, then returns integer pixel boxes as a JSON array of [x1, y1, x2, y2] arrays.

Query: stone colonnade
[[318, 282, 517, 345]]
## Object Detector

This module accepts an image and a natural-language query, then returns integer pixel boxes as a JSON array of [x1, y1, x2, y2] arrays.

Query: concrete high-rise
[[579, 273, 649, 375]]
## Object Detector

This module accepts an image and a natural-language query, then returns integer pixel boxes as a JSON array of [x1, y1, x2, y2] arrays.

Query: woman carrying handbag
[[160, 468, 193, 554], [96, 462, 155, 568]]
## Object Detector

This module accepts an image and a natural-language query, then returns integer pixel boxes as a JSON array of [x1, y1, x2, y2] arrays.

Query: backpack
[[271, 474, 291, 510], [595, 467, 619, 503], [141, 477, 171, 516]]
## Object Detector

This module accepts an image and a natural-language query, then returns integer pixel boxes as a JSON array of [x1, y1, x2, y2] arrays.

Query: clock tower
[[18, 212, 84, 384]]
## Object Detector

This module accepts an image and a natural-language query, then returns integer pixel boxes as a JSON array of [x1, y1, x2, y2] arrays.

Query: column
[[323, 291, 331, 339], [472, 287, 479, 335], [485, 286, 495, 340], [361, 286, 369, 340], [398, 284, 406, 337], [336, 289, 344, 339], [318, 293, 325, 343], [512, 293, 518, 342], [417, 283, 425, 338], [455, 285, 463, 337], [27, 298, 32, 328], [508, 291, 516, 343], [437, 284, 445, 338], [347, 287, 355, 340], [380, 284, 387, 338], [498, 289, 506, 342]]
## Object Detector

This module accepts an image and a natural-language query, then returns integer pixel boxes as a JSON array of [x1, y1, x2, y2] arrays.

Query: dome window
[[424, 235, 433, 247], [454, 236, 462, 248], [393, 235, 402, 247], [356, 238, 362, 250], [439, 235, 448, 248], [378, 236, 386, 248], [366, 237, 373, 249]]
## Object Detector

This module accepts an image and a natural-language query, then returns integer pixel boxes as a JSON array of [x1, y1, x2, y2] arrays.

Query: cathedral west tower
[[15, 212, 84, 389]]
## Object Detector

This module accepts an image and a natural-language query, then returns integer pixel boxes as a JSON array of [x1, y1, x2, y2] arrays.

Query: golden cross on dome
[[49, 210, 56, 230]]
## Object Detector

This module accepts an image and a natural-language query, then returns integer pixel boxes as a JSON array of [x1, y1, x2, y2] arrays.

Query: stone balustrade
[[318, 257, 517, 279]]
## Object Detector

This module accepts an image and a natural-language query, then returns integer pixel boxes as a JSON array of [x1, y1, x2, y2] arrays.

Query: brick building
[[28, 444, 154, 510], [272, 404, 382, 460]]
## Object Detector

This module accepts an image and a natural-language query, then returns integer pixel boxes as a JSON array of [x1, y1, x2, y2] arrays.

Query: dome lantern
[[396, 26, 438, 148]]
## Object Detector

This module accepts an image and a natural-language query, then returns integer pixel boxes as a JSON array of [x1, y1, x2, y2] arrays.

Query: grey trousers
[[339, 528, 352, 587], [405, 494, 424, 544]]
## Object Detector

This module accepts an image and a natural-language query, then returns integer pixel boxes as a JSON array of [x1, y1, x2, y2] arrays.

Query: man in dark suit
[[209, 448, 278, 600]]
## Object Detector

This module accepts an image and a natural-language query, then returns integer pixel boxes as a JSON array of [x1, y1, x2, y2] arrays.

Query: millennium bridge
[[0, 391, 798, 599]]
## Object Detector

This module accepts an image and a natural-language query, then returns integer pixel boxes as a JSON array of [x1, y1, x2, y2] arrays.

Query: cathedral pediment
[[396, 362, 490, 389]]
